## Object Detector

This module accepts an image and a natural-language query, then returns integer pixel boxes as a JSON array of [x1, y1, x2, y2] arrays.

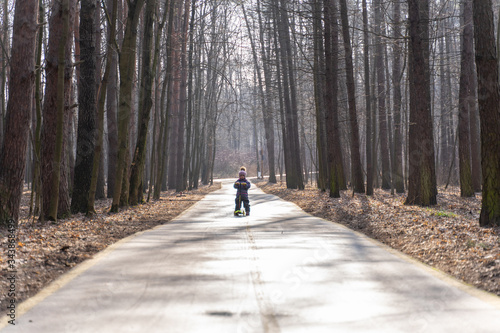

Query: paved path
[[2, 181, 500, 332]]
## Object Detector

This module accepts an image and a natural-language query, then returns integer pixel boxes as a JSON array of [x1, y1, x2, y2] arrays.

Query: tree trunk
[[339, 0, 364, 193], [374, 0, 391, 190], [0, 0, 9, 150], [472, 0, 500, 226], [46, 0, 71, 221], [129, 0, 158, 205], [88, 0, 118, 213], [106, 0, 119, 199], [257, 0, 277, 183], [405, 0, 437, 206], [323, 0, 343, 198], [110, 0, 146, 212], [71, 0, 97, 214], [362, 0, 374, 196], [276, 0, 304, 190], [0, 0, 37, 225], [392, 0, 405, 193], [458, 0, 474, 198], [311, 0, 328, 191]]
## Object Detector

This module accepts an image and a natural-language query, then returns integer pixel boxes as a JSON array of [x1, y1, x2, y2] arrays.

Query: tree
[[275, 0, 304, 190], [457, 0, 474, 198], [72, 0, 98, 214], [40, 0, 76, 221], [106, 0, 119, 199], [338, 0, 364, 193], [110, 0, 145, 212], [88, 0, 119, 214], [391, 0, 405, 193], [0, 0, 38, 225], [129, 0, 159, 205], [374, 0, 391, 190], [323, 0, 343, 197], [405, 0, 437, 206], [362, 0, 374, 196], [472, 0, 500, 226]]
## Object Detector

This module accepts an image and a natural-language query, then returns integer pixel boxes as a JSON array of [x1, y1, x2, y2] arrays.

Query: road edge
[[0, 186, 219, 330]]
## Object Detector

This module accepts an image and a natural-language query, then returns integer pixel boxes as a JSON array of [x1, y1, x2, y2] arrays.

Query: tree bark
[[276, 0, 304, 190], [323, 0, 343, 198], [0, 0, 37, 225], [362, 0, 374, 196], [405, 0, 437, 206], [458, 0, 474, 198], [129, 0, 158, 205], [72, 0, 97, 214], [374, 0, 391, 190], [472, 0, 500, 226], [46, 0, 71, 221], [106, 0, 119, 199], [392, 0, 405, 193], [110, 0, 145, 212], [338, 0, 364, 193]]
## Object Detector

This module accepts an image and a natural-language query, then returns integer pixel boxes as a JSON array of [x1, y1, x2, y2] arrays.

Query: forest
[[0, 0, 500, 228]]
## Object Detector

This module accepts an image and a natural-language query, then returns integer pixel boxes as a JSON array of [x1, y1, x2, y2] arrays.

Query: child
[[234, 166, 251, 216]]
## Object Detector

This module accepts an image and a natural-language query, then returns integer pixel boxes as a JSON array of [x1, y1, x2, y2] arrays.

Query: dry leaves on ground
[[0, 183, 221, 308], [258, 181, 500, 297]]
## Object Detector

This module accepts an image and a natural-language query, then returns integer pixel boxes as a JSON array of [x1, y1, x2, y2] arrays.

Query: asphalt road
[[2, 181, 500, 332]]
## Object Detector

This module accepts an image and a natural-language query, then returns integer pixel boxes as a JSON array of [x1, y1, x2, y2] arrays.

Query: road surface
[[2, 181, 500, 332]]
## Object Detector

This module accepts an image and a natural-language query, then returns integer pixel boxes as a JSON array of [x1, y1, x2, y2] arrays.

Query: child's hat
[[239, 170, 246, 177]]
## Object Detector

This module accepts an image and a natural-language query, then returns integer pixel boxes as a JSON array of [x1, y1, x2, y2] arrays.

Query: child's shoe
[[234, 211, 240, 216]]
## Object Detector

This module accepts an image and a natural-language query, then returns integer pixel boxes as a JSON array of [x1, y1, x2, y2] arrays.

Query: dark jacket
[[234, 178, 251, 199]]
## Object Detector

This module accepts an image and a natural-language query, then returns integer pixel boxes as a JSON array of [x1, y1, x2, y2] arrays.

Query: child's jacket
[[234, 178, 251, 199]]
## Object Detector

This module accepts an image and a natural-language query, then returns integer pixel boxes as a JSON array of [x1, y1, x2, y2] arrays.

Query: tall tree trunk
[[473, 0, 500, 226], [88, 0, 118, 213], [405, 0, 437, 206], [362, 0, 374, 196], [94, 4, 105, 200], [339, 0, 364, 193], [392, 0, 405, 193], [323, 0, 343, 198], [183, 0, 196, 191], [129, 0, 158, 205], [106, 0, 119, 199], [374, 0, 391, 189], [0, 0, 37, 225], [257, 0, 277, 183], [458, 0, 474, 198], [110, 0, 146, 212], [175, 0, 191, 192], [40, 0, 75, 221], [276, 0, 304, 190], [72, 0, 97, 214], [311, 0, 328, 191], [47, 0, 71, 221]]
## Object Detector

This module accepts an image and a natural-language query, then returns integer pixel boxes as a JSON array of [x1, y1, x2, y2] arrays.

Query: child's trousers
[[235, 197, 250, 215]]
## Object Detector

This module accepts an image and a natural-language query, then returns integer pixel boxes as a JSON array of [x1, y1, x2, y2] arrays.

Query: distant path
[[2, 181, 500, 332]]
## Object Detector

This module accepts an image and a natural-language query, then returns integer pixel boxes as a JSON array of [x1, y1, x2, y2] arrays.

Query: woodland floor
[[257, 180, 500, 297], [0, 183, 221, 309]]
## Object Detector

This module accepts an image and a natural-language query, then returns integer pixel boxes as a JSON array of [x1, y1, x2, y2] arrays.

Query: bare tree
[[457, 0, 474, 198], [338, 0, 364, 193], [110, 0, 145, 212], [0, 0, 38, 225], [72, 0, 98, 214], [405, 0, 437, 206], [472, 0, 500, 226]]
